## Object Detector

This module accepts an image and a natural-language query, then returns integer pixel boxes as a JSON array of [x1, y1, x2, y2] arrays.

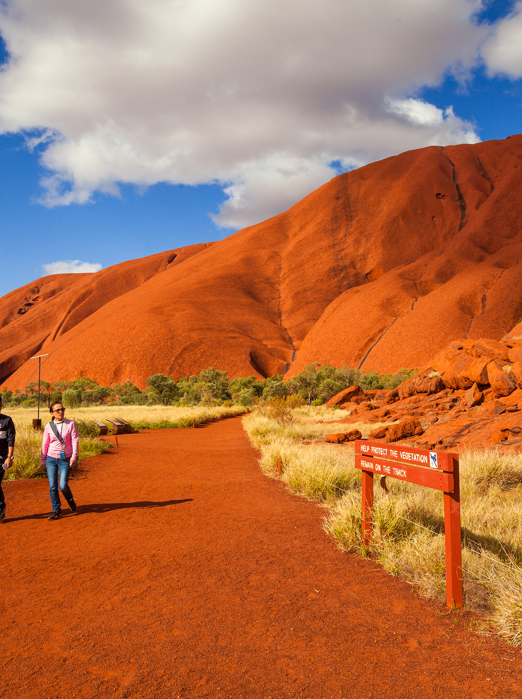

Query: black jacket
[[0, 413, 15, 461]]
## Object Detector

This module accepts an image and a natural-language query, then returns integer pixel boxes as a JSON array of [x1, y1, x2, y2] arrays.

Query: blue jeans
[[46, 456, 74, 513]]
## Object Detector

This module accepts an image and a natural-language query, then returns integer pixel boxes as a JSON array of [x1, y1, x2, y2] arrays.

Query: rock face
[[3, 135, 522, 389], [333, 332, 522, 450]]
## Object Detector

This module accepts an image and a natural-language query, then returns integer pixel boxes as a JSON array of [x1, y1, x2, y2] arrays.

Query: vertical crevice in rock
[[476, 155, 494, 194], [358, 317, 398, 370], [441, 149, 466, 231]]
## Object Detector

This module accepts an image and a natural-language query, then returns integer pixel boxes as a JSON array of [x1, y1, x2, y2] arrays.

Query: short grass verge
[[242, 406, 522, 647]]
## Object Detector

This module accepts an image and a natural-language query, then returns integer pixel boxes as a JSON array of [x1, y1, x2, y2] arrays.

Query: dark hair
[[50, 402, 64, 415]]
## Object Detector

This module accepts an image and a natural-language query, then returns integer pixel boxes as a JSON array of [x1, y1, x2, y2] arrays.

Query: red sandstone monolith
[[4, 136, 522, 389]]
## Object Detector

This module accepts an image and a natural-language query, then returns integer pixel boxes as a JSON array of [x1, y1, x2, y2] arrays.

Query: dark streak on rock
[[441, 149, 466, 231], [358, 317, 398, 370], [476, 155, 494, 194]]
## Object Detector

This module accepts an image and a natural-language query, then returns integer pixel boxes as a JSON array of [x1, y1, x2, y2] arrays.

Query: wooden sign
[[354, 440, 462, 609]]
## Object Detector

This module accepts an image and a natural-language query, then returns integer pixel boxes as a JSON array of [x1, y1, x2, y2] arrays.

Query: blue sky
[[1, 0, 522, 297]]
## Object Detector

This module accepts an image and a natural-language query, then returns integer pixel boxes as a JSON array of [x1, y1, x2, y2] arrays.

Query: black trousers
[[0, 462, 5, 506]]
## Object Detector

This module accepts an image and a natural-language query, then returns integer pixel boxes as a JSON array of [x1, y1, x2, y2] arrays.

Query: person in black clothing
[[0, 396, 16, 523]]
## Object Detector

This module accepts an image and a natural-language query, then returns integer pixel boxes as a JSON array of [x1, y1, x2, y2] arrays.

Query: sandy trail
[[1, 417, 520, 698]]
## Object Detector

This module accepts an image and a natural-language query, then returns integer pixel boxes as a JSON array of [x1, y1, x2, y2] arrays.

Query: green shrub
[[235, 389, 255, 407], [62, 388, 82, 408], [0, 363, 417, 412], [261, 379, 288, 401], [71, 418, 99, 438]]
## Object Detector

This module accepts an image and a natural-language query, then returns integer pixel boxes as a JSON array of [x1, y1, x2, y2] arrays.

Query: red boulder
[[325, 430, 362, 443], [385, 418, 423, 443], [326, 385, 366, 408], [464, 383, 483, 408], [487, 361, 516, 397]]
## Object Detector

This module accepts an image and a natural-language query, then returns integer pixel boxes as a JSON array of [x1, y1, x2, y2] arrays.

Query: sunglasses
[[53, 408, 65, 412]]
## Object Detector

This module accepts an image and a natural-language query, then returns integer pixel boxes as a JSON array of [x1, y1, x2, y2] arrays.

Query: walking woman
[[41, 402, 79, 520], [0, 395, 16, 523]]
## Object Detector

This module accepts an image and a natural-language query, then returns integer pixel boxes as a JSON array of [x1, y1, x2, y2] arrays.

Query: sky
[[1, 0, 522, 297]]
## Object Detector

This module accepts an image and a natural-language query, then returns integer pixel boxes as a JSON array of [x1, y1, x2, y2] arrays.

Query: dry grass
[[4, 419, 108, 480], [7, 404, 247, 430], [243, 409, 522, 647], [5, 405, 246, 480]]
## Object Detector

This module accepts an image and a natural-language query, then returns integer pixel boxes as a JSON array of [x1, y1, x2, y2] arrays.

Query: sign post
[[361, 469, 373, 547], [354, 440, 462, 608], [30, 353, 49, 430]]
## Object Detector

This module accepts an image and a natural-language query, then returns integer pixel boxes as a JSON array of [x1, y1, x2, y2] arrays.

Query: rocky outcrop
[[333, 330, 522, 451]]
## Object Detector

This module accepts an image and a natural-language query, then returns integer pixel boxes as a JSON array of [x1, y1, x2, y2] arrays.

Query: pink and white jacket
[[40, 419, 79, 466]]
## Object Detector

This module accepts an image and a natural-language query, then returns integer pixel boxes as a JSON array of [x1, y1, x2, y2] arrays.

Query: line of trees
[[0, 364, 415, 409]]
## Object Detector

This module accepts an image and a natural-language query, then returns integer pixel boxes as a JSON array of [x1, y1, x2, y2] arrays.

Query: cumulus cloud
[[43, 260, 102, 275], [482, 2, 522, 78], [0, 0, 486, 227]]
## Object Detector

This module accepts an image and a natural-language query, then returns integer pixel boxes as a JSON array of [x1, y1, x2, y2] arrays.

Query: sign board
[[354, 440, 462, 609], [356, 441, 455, 473], [354, 441, 456, 492]]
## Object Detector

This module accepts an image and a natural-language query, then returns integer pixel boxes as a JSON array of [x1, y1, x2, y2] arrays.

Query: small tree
[[198, 367, 230, 400], [146, 374, 177, 404], [287, 363, 322, 403], [62, 388, 81, 408], [261, 377, 288, 401], [1, 389, 13, 405]]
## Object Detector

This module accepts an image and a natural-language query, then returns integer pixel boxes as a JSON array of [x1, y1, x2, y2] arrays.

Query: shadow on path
[[3, 499, 192, 523], [80, 499, 193, 514]]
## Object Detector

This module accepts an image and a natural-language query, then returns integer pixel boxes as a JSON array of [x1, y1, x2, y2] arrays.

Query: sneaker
[[68, 499, 77, 513], [0, 503, 5, 523], [48, 511, 62, 520]]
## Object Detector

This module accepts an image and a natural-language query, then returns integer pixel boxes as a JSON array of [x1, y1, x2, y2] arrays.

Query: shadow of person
[[79, 498, 193, 514], [3, 512, 51, 523], [4, 498, 192, 523]]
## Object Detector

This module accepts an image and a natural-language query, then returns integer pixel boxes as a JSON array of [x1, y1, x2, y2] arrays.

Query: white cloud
[[482, 2, 522, 78], [43, 260, 102, 275], [386, 98, 447, 127], [0, 0, 485, 227]]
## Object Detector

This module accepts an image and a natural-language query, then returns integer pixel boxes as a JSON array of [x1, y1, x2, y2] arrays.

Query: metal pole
[[37, 356, 41, 421], [361, 470, 374, 547], [30, 354, 49, 430]]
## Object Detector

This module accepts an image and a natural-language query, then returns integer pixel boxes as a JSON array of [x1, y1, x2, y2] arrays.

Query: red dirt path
[[1, 418, 521, 698]]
